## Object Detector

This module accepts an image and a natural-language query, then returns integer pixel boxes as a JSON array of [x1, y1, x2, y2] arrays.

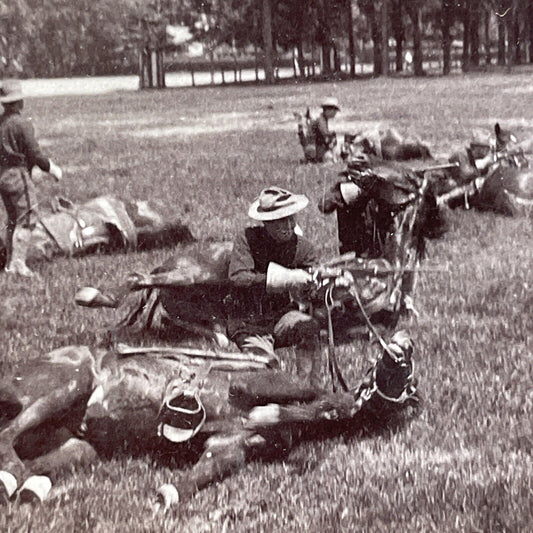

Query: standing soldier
[[0, 79, 63, 277]]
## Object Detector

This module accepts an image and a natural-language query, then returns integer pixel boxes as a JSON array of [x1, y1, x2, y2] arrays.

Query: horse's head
[[374, 330, 416, 401], [494, 123, 518, 152], [491, 123, 529, 169]]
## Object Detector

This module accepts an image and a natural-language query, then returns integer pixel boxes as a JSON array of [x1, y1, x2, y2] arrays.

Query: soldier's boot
[[295, 344, 322, 388], [4, 227, 35, 278]]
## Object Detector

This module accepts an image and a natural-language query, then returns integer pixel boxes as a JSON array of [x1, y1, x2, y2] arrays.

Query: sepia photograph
[[0, 1, 532, 531]]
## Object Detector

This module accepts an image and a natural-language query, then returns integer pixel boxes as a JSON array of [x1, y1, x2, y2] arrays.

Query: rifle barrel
[[346, 266, 448, 275], [421, 162, 460, 174]]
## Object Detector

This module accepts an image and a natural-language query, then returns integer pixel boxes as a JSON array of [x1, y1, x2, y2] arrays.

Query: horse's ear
[[495, 123, 501, 135]]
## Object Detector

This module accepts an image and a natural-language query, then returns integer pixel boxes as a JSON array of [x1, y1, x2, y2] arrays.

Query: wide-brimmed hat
[[321, 97, 340, 111], [0, 79, 23, 104], [248, 186, 309, 221]]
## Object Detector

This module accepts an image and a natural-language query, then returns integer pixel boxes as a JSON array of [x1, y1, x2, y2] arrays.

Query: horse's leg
[[160, 430, 267, 504], [2, 430, 98, 503], [26, 436, 98, 478], [160, 397, 350, 504], [0, 361, 94, 494]]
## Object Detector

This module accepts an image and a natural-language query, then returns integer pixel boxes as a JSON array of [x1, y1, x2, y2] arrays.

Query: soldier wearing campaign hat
[[0, 79, 63, 277], [227, 186, 321, 386], [299, 97, 340, 163]]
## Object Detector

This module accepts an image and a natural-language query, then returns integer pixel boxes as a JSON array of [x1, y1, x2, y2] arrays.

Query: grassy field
[[1, 70, 533, 532]]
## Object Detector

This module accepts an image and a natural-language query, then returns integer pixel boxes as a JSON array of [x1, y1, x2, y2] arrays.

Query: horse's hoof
[[157, 484, 179, 509], [0, 471, 17, 503], [18, 475, 52, 503]]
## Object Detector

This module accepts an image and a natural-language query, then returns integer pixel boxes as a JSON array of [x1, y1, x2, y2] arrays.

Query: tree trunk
[[333, 44, 341, 72], [484, 7, 491, 65], [497, 1, 506, 65], [408, 5, 424, 76], [297, 40, 305, 77], [346, 0, 356, 78], [513, 8, 521, 64], [157, 49, 165, 88], [462, 0, 471, 72], [391, 0, 405, 73], [506, 1, 516, 68], [529, 0, 533, 63], [370, 5, 382, 75], [441, 0, 452, 75], [322, 43, 332, 74], [395, 37, 403, 73], [381, 0, 389, 76], [262, 0, 275, 84], [311, 40, 316, 76], [470, 1, 480, 66]]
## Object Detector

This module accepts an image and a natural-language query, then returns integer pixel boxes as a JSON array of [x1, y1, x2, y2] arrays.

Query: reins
[[324, 286, 349, 392]]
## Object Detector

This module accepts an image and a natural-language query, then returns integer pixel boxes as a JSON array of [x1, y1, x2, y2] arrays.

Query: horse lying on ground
[[0, 195, 194, 269], [437, 123, 533, 216], [340, 127, 432, 163], [0, 331, 419, 506], [92, 236, 420, 348]]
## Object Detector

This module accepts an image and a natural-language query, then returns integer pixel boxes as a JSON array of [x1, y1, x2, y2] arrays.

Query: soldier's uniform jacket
[[227, 225, 318, 320], [311, 114, 335, 162], [0, 109, 50, 171]]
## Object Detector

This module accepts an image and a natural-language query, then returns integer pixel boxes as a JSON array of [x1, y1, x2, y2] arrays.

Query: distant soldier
[[298, 97, 340, 163], [0, 79, 63, 277]]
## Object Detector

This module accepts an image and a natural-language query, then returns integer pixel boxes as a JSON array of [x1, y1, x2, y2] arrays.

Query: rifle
[[312, 253, 448, 284], [416, 161, 460, 176]]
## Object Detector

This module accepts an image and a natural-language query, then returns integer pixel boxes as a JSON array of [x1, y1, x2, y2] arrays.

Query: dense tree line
[[0, 0, 532, 80]]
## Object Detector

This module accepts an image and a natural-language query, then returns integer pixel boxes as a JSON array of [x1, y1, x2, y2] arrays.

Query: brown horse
[[340, 128, 432, 163], [0, 332, 418, 506]]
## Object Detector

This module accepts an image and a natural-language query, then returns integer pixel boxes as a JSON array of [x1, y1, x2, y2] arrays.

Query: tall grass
[[1, 70, 533, 532]]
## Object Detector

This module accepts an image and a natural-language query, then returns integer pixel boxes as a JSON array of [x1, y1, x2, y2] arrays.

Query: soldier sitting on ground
[[297, 97, 340, 163], [226, 186, 322, 386]]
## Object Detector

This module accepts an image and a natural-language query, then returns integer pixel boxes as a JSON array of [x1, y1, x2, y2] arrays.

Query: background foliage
[[1, 0, 532, 78]]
